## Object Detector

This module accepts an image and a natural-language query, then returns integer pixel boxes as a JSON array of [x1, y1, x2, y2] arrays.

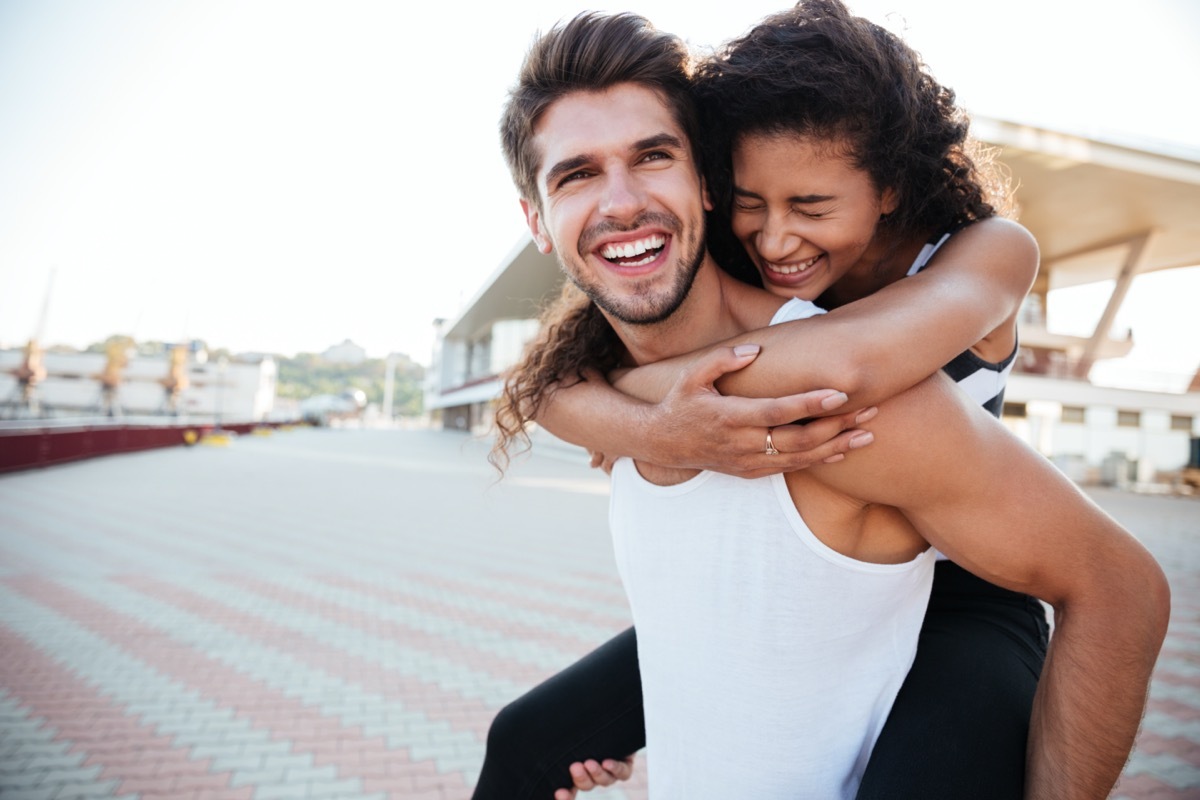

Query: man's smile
[[600, 233, 667, 266]]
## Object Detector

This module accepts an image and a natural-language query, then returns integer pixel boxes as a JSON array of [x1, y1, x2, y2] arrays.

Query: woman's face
[[730, 132, 897, 301]]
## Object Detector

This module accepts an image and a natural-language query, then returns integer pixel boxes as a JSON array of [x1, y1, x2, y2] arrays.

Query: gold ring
[[764, 427, 780, 456]]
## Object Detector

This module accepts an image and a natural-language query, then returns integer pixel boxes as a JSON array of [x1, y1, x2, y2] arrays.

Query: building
[[426, 238, 545, 432], [322, 339, 368, 365], [426, 118, 1200, 480], [0, 346, 278, 423]]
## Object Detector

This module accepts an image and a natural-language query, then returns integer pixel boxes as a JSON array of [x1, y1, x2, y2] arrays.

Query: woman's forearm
[[711, 218, 1038, 407], [613, 289, 976, 413], [535, 378, 656, 460]]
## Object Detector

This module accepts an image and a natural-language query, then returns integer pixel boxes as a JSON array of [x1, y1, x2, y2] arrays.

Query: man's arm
[[815, 375, 1170, 799], [537, 218, 1038, 475]]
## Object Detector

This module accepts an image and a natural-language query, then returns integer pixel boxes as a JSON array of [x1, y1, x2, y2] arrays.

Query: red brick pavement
[[0, 430, 1196, 800]]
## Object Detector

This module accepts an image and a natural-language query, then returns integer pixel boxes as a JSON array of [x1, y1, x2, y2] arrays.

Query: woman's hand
[[554, 755, 637, 799], [615, 344, 875, 478]]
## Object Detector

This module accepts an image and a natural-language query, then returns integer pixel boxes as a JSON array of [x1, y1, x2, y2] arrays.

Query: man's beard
[[566, 212, 706, 326]]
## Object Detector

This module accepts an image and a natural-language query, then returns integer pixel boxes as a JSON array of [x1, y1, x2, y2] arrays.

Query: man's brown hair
[[491, 13, 699, 472], [498, 11, 699, 209]]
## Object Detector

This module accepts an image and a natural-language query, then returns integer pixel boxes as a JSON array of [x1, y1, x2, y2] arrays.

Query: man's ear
[[520, 199, 553, 255], [701, 177, 714, 212]]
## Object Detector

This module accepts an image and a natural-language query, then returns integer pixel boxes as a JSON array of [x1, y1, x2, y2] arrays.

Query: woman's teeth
[[766, 254, 820, 275]]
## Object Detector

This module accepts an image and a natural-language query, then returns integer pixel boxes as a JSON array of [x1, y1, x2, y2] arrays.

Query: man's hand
[[553, 756, 636, 799], [615, 344, 875, 478]]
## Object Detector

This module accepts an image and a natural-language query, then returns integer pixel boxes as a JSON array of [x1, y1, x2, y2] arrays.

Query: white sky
[[1, 0, 1198, 387]]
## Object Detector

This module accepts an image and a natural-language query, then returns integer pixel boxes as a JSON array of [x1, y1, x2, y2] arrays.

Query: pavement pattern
[[0, 426, 1197, 799]]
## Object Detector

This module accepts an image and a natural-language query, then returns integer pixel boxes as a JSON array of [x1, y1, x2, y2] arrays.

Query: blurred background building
[[0, 342, 277, 422]]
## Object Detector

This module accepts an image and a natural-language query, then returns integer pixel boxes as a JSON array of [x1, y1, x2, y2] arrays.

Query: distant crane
[[92, 340, 130, 417], [157, 343, 190, 416], [1, 339, 48, 419], [1, 270, 55, 419]]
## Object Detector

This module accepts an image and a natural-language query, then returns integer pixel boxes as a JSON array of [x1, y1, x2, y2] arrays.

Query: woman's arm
[[700, 217, 1038, 404], [536, 217, 1038, 474]]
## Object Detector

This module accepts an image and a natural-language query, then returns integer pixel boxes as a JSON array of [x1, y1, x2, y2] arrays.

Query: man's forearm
[[1025, 573, 1169, 798]]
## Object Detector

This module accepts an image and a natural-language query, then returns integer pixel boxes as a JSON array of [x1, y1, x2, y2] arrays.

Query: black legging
[[472, 561, 1048, 799]]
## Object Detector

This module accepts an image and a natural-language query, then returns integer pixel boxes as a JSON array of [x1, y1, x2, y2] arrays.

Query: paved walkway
[[0, 427, 1196, 799]]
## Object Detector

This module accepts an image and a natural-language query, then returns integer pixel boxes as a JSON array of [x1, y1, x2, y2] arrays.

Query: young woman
[[476, 2, 1044, 797]]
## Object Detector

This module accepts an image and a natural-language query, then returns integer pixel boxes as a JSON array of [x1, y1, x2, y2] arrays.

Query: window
[[1061, 406, 1086, 424], [1117, 410, 1141, 428], [1003, 402, 1027, 419], [1171, 414, 1194, 432]]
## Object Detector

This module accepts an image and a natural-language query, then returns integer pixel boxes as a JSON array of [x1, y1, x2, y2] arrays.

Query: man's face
[[522, 83, 710, 326]]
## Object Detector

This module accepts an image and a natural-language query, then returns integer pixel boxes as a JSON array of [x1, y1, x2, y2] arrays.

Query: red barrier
[[0, 421, 300, 474]]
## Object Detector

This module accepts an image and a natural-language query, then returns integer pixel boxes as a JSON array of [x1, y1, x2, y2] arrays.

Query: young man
[[485, 12, 1169, 799]]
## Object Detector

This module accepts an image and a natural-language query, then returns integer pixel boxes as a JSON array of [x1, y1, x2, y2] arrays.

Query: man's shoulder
[[724, 276, 826, 329]]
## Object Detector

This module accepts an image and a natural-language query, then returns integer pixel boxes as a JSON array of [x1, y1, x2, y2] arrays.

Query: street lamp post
[[215, 355, 228, 430]]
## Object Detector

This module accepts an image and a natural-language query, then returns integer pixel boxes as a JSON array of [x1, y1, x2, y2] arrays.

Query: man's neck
[[611, 255, 786, 367]]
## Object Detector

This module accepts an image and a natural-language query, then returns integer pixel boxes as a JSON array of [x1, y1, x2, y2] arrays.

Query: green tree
[[275, 352, 425, 417]]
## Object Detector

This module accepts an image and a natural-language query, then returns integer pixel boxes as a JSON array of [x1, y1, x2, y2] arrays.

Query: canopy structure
[[974, 118, 1200, 377], [441, 237, 558, 344]]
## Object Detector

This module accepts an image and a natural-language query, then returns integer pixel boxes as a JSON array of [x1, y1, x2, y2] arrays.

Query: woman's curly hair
[[694, 0, 1012, 278]]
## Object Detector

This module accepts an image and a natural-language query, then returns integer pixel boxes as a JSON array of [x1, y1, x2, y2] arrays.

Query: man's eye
[[559, 171, 589, 187], [643, 151, 671, 162]]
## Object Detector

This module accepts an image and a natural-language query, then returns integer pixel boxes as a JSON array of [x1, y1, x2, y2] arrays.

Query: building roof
[[442, 237, 560, 342], [974, 118, 1200, 289]]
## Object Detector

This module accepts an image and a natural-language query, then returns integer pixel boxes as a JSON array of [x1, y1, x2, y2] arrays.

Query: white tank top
[[610, 299, 936, 799]]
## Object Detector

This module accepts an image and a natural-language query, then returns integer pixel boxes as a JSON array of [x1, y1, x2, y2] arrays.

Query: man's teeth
[[767, 254, 821, 275], [601, 234, 666, 261]]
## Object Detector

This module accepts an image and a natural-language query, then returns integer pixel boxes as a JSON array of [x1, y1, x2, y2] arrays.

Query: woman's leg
[[856, 561, 1049, 800], [472, 627, 645, 799]]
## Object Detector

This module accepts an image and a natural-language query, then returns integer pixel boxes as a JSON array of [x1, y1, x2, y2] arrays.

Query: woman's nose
[[756, 214, 799, 261]]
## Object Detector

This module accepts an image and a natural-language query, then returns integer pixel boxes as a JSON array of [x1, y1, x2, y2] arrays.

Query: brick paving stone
[[52, 779, 121, 799], [38, 766, 103, 785], [0, 789, 61, 800], [1125, 750, 1200, 789], [306, 777, 370, 797], [252, 783, 311, 799], [1113, 771, 1200, 800], [1135, 732, 1200, 768], [229, 768, 287, 788], [0, 770, 54, 790]]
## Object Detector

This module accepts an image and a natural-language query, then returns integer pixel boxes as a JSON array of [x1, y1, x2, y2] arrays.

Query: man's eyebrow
[[633, 133, 685, 152], [544, 154, 593, 190], [732, 184, 835, 204]]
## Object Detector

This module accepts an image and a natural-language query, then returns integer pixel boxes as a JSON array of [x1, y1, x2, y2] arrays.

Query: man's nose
[[598, 169, 648, 219]]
